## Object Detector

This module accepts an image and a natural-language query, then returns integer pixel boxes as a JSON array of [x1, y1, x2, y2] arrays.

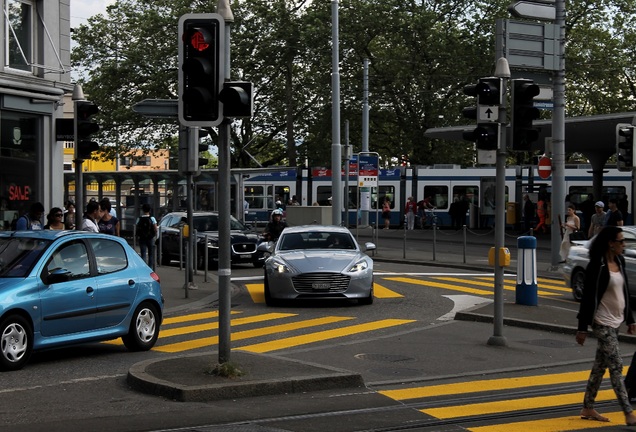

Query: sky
[[70, 0, 113, 29]]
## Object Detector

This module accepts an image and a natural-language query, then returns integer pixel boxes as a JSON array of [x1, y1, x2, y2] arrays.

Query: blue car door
[[87, 238, 139, 328], [39, 241, 97, 336]]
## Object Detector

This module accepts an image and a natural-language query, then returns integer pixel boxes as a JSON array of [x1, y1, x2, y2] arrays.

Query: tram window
[[244, 186, 265, 209], [371, 186, 395, 209], [423, 186, 449, 210], [452, 186, 479, 207], [347, 186, 358, 209], [272, 185, 291, 207], [316, 186, 332, 206]]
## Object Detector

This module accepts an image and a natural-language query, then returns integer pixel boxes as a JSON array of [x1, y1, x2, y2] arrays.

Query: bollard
[[516, 235, 538, 306]]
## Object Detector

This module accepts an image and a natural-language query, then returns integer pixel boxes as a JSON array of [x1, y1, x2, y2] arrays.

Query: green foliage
[[71, 0, 636, 168]]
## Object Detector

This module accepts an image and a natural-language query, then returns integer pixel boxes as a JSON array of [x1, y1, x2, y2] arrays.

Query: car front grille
[[232, 243, 257, 254], [292, 273, 350, 293]]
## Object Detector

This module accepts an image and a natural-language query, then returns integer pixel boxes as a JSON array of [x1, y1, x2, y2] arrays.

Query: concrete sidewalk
[[129, 228, 606, 402]]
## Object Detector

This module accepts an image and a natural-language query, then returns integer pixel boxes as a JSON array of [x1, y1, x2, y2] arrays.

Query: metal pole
[[463, 225, 467, 264], [331, 0, 342, 226], [361, 58, 370, 226], [550, 0, 566, 268], [488, 58, 510, 347], [217, 0, 234, 364], [344, 120, 350, 228]]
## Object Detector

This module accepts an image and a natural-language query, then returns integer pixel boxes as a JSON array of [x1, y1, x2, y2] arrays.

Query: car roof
[[281, 225, 351, 234], [0, 230, 128, 243]]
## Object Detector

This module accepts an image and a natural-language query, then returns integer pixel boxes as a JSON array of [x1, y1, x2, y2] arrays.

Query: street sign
[[478, 105, 499, 122], [538, 156, 552, 179], [358, 154, 379, 188], [508, 1, 555, 21], [132, 99, 178, 118], [495, 19, 559, 71]]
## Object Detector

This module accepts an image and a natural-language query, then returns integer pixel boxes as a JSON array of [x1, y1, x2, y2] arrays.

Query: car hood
[[276, 250, 362, 272], [198, 231, 258, 242]]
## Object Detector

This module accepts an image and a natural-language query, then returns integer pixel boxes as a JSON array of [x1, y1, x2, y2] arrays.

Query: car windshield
[[0, 237, 50, 278], [279, 232, 355, 251], [192, 215, 247, 232]]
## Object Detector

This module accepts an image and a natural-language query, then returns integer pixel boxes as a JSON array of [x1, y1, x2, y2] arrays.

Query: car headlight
[[272, 258, 290, 273], [205, 238, 219, 248], [349, 259, 368, 273]]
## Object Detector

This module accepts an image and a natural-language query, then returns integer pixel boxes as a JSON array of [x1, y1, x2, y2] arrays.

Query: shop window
[[5, 0, 33, 72]]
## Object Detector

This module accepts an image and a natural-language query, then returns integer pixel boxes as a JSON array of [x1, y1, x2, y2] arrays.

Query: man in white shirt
[[81, 201, 102, 232]]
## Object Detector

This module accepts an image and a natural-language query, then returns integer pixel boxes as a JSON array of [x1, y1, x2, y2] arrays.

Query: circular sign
[[538, 156, 552, 179]]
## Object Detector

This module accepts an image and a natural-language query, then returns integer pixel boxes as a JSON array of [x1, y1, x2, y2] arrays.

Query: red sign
[[190, 31, 210, 51], [538, 157, 552, 179]]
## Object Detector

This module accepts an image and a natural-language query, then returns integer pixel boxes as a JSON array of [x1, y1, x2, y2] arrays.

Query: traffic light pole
[[217, 0, 233, 365], [73, 98, 84, 230]]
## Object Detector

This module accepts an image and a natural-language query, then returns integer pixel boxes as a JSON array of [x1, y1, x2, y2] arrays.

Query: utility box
[[506, 202, 518, 225], [285, 206, 333, 226], [488, 247, 511, 266]]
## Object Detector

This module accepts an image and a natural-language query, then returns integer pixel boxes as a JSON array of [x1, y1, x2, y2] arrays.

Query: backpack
[[136, 216, 154, 239], [10, 215, 30, 231]]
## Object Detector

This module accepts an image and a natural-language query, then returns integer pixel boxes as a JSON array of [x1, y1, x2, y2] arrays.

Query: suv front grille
[[232, 243, 257, 254]]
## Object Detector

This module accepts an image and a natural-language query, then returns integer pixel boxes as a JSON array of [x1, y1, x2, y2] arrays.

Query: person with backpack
[[136, 203, 157, 267], [13, 202, 44, 231]]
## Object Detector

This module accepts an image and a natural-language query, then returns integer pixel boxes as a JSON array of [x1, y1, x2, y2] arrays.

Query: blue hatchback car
[[0, 230, 164, 370]]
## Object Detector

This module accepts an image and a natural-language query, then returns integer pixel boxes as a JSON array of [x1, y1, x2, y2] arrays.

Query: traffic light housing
[[219, 81, 253, 118], [462, 77, 502, 150], [511, 79, 540, 151], [75, 100, 99, 160], [616, 123, 636, 171], [178, 13, 225, 127]]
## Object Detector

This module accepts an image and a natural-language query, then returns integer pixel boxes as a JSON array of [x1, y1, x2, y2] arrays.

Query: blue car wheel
[[122, 302, 160, 351], [0, 314, 33, 371]]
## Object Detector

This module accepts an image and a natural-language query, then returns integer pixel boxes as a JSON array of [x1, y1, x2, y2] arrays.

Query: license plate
[[239, 254, 252, 259], [312, 282, 330, 289]]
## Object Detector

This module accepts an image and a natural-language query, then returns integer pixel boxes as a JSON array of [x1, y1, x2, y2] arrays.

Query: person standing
[[605, 198, 624, 227], [382, 197, 391, 229], [63, 200, 76, 230], [523, 194, 535, 233], [576, 226, 636, 426], [43, 207, 65, 230], [560, 203, 580, 262], [136, 203, 157, 267], [588, 201, 606, 239], [534, 194, 547, 234], [404, 196, 417, 230], [81, 201, 102, 232], [98, 198, 120, 236], [14, 202, 44, 231]]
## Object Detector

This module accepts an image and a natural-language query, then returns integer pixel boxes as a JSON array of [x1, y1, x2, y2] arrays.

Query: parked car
[[259, 225, 376, 306], [0, 230, 164, 370], [157, 211, 264, 268], [563, 225, 636, 301]]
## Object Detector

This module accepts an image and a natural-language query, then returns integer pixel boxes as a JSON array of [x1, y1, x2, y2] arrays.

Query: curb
[[127, 351, 365, 402]]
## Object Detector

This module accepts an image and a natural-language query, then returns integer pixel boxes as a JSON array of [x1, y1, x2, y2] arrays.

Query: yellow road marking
[[373, 282, 403, 298], [433, 277, 560, 297], [159, 312, 297, 338], [384, 277, 493, 296], [474, 277, 570, 293], [238, 319, 416, 353], [162, 310, 240, 325], [424, 389, 613, 419], [153, 316, 354, 353], [468, 410, 624, 432], [378, 370, 603, 400], [246, 283, 265, 303]]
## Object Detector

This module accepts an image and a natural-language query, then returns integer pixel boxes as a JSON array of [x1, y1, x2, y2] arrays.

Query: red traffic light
[[187, 28, 212, 52]]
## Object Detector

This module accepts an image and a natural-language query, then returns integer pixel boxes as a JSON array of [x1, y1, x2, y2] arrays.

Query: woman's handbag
[[569, 230, 587, 242]]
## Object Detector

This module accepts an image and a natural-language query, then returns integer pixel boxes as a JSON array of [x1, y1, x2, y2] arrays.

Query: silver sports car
[[260, 225, 376, 306]]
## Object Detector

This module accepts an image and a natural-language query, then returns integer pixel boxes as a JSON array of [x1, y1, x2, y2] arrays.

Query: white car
[[259, 225, 376, 306], [563, 226, 636, 301]]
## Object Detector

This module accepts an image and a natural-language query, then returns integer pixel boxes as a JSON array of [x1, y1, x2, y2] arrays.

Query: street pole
[[488, 58, 510, 347], [344, 120, 350, 228], [550, 0, 566, 267], [361, 58, 370, 227], [217, 0, 233, 364], [72, 84, 85, 230], [331, 0, 342, 226]]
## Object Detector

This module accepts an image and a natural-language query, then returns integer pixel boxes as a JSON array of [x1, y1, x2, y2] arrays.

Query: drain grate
[[354, 353, 416, 363], [523, 339, 579, 348]]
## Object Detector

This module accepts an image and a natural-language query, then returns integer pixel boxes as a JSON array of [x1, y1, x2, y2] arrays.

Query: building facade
[[0, 0, 71, 229]]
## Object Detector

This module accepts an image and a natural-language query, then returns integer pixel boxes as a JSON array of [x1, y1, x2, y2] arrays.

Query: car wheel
[[571, 268, 586, 302], [122, 302, 160, 351], [264, 272, 277, 306], [0, 314, 33, 371], [359, 287, 374, 305]]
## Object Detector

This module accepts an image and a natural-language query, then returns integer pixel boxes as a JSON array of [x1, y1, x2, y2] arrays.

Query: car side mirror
[[46, 268, 71, 285], [364, 242, 376, 252]]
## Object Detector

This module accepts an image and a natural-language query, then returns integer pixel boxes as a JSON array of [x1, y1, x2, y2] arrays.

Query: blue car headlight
[[349, 259, 368, 273]]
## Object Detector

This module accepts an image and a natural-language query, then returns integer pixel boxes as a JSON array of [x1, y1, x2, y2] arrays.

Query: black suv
[[157, 211, 264, 268]]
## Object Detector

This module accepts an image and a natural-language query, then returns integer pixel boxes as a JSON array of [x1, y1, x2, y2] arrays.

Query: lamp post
[[331, 0, 342, 226]]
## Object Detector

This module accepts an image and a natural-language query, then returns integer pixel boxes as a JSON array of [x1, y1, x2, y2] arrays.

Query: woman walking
[[576, 226, 636, 425]]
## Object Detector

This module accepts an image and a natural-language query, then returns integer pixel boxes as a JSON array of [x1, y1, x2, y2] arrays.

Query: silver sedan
[[563, 226, 636, 301], [260, 225, 376, 306]]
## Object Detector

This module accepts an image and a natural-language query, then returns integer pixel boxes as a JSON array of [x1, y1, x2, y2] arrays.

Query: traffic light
[[511, 79, 540, 151], [462, 77, 502, 150], [178, 13, 225, 127], [616, 123, 636, 171], [219, 81, 253, 118], [75, 100, 99, 160]]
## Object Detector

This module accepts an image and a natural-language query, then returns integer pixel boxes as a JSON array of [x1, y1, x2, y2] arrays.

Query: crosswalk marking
[[154, 315, 355, 353], [160, 312, 298, 338], [238, 319, 416, 353], [383, 276, 493, 296], [372, 282, 403, 298], [468, 411, 624, 432], [434, 276, 561, 297], [245, 282, 402, 303]]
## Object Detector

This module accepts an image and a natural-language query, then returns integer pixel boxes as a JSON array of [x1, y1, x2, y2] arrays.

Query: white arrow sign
[[478, 105, 499, 122], [508, 1, 555, 21]]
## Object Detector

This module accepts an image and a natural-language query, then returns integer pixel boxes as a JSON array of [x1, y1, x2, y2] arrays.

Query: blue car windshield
[[0, 237, 50, 277]]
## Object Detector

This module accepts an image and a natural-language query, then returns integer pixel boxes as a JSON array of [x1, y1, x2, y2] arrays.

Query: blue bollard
[[516, 236, 538, 306]]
